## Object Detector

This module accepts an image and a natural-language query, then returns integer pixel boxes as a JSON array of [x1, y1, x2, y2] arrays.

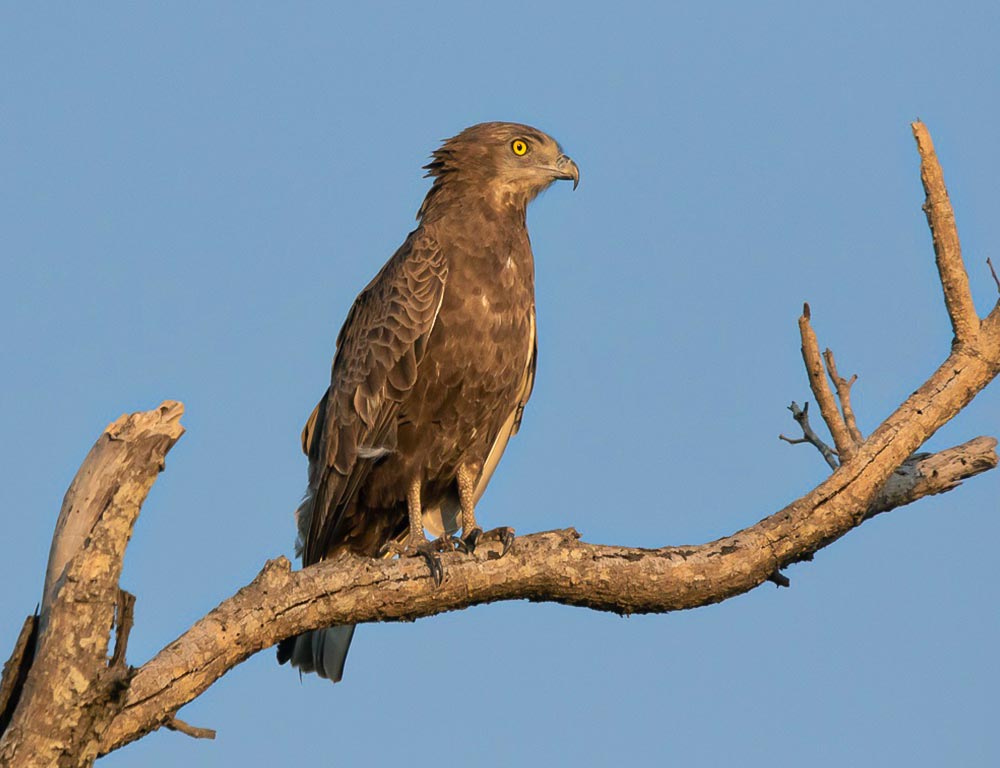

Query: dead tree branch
[[0, 403, 184, 767], [822, 348, 863, 445], [797, 304, 857, 462], [164, 717, 216, 741], [1, 122, 998, 766], [100, 424, 999, 755], [865, 436, 996, 520], [913, 121, 980, 345], [779, 401, 839, 470]]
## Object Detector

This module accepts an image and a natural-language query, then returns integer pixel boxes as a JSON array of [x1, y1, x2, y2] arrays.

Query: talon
[[457, 526, 514, 557], [459, 527, 483, 554], [500, 529, 514, 557], [419, 548, 444, 586], [481, 526, 515, 558], [377, 540, 396, 558], [432, 534, 459, 553], [380, 537, 446, 586]]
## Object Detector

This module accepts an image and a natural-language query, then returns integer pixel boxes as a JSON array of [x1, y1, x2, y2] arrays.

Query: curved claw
[[431, 534, 460, 553], [457, 527, 483, 554], [417, 548, 444, 586], [457, 526, 514, 558], [381, 538, 447, 586], [484, 526, 515, 558]]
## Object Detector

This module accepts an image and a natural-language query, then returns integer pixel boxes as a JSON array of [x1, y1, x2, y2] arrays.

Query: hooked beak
[[554, 154, 580, 190]]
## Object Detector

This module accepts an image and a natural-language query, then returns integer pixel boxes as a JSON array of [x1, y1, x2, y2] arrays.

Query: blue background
[[2, 3, 998, 766]]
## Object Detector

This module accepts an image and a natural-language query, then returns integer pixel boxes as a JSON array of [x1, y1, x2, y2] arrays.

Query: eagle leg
[[455, 464, 515, 557], [455, 464, 481, 552], [380, 477, 445, 586]]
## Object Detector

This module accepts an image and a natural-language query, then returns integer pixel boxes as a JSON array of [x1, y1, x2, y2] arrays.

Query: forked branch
[[779, 400, 839, 470], [797, 304, 857, 462], [822, 348, 863, 445]]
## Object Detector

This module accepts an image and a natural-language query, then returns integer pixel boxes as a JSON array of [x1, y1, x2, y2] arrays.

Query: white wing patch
[[357, 445, 392, 460]]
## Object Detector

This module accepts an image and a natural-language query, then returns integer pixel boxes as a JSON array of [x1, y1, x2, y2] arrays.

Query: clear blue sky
[[2, 3, 998, 766]]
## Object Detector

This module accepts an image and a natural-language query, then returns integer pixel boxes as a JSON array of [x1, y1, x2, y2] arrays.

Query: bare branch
[[987, 257, 1000, 295], [0, 403, 185, 767], [912, 121, 980, 345], [779, 400, 839, 470], [767, 570, 791, 588], [865, 436, 997, 519], [822, 348, 863, 445], [99, 420, 999, 755], [797, 306, 856, 461], [165, 716, 216, 741]]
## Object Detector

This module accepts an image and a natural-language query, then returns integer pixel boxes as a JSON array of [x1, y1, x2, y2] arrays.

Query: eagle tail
[[276, 625, 356, 683]]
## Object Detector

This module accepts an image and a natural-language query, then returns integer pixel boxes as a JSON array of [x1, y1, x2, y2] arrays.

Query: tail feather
[[277, 625, 356, 683]]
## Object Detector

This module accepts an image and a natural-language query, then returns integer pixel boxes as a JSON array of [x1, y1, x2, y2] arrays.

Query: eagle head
[[419, 122, 579, 219]]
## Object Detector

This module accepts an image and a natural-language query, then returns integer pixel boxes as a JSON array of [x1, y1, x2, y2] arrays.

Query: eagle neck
[[417, 178, 528, 229], [419, 182, 534, 289]]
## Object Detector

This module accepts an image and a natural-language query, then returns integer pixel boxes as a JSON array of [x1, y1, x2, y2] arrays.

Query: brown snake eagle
[[278, 122, 578, 681]]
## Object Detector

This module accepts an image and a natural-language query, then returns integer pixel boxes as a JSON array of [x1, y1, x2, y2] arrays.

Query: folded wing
[[300, 233, 447, 564]]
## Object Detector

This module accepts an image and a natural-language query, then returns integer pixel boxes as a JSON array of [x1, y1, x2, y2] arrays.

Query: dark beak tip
[[558, 155, 580, 190]]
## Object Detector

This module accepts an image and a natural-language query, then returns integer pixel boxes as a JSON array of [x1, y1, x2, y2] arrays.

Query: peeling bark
[[0, 404, 184, 767]]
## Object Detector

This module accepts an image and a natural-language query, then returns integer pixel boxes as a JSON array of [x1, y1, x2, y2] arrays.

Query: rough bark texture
[[1, 122, 997, 766], [865, 437, 997, 519], [798, 309, 857, 462], [0, 615, 38, 737], [0, 403, 184, 767], [913, 121, 980, 345], [98, 433, 998, 755]]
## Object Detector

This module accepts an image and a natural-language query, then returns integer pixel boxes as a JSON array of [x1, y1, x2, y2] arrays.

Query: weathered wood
[[99, 435, 998, 756], [798, 307, 857, 462], [0, 614, 38, 738], [822, 348, 863, 446], [0, 402, 184, 768], [913, 121, 980, 345], [866, 436, 998, 519]]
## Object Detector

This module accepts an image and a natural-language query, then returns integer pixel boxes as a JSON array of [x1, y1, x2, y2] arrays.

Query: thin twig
[[778, 435, 808, 445], [165, 716, 216, 741], [767, 570, 791, 588], [912, 121, 980, 345], [779, 400, 839, 470], [987, 257, 1000, 295], [823, 348, 863, 445], [798, 305, 855, 461]]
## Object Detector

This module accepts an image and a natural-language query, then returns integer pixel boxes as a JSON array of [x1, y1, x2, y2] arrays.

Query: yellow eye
[[511, 139, 528, 156]]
